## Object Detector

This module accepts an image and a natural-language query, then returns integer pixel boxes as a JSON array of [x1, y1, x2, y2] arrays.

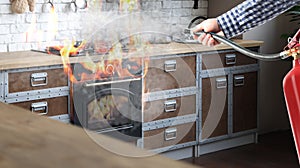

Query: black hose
[[193, 31, 289, 61]]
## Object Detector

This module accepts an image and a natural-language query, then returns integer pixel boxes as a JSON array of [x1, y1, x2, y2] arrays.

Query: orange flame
[[57, 38, 149, 84], [26, 4, 57, 49]]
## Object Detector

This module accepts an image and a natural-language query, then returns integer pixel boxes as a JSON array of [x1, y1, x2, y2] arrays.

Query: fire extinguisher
[[283, 29, 300, 162], [194, 30, 300, 163], [283, 53, 300, 161]]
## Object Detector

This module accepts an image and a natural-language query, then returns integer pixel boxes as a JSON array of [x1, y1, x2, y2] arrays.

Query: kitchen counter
[[0, 102, 198, 168], [0, 40, 263, 70]]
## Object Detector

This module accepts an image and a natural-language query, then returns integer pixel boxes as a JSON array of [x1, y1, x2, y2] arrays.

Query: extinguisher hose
[[193, 31, 290, 61]]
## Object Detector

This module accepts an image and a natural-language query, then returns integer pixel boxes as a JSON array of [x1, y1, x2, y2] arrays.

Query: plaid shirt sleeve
[[217, 0, 300, 38]]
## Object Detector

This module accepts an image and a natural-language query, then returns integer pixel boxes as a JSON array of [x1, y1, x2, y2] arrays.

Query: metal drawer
[[144, 55, 196, 92], [12, 96, 68, 117], [6, 68, 68, 94], [143, 95, 196, 122], [143, 122, 196, 149], [202, 51, 257, 70]]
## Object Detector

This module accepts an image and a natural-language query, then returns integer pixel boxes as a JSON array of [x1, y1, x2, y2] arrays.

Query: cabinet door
[[233, 72, 257, 133], [145, 55, 196, 92], [202, 76, 228, 139]]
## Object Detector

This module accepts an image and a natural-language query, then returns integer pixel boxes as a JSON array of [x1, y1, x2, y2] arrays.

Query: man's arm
[[218, 0, 300, 39]]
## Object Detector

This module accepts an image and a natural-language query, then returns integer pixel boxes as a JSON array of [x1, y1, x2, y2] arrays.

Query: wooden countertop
[[0, 40, 263, 70], [0, 102, 198, 168]]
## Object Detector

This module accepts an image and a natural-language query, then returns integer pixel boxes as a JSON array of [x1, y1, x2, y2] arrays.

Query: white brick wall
[[0, 0, 208, 52]]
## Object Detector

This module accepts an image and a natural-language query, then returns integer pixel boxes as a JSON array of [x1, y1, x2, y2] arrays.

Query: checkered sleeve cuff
[[217, 10, 241, 39]]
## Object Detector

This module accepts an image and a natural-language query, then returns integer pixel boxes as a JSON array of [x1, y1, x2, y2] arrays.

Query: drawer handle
[[164, 100, 177, 112], [216, 77, 227, 89], [234, 75, 245, 87], [31, 102, 48, 115], [31, 72, 48, 87], [225, 54, 236, 65], [164, 60, 177, 72], [165, 127, 177, 141]]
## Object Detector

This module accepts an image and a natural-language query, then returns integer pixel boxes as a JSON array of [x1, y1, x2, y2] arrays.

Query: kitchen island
[[0, 40, 263, 160]]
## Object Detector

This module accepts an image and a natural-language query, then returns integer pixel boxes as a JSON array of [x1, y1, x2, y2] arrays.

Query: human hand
[[192, 18, 225, 46]]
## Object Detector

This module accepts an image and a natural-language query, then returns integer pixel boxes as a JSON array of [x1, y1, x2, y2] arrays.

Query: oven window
[[87, 93, 133, 131]]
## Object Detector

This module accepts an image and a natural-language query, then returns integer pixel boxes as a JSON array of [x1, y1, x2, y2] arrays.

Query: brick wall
[[0, 0, 207, 52]]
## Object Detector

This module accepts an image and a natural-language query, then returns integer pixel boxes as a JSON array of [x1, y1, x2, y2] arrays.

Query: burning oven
[[72, 63, 142, 142]]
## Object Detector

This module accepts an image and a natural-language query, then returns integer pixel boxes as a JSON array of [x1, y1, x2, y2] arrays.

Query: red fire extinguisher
[[283, 54, 300, 161], [283, 29, 300, 163]]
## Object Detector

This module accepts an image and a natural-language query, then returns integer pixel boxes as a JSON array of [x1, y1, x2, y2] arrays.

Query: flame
[[57, 36, 149, 84], [26, 4, 58, 49], [26, 14, 37, 43], [52, 0, 150, 84], [47, 5, 58, 43]]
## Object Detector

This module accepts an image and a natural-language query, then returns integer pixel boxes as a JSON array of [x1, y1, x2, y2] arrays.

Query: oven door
[[73, 79, 142, 138]]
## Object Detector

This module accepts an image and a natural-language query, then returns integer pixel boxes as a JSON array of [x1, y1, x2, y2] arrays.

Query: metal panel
[[149, 53, 197, 60], [150, 141, 197, 154], [198, 133, 256, 156], [199, 128, 257, 144], [201, 67, 229, 78], [143, 87, 198, 102], [5, 86, 69, 99], [49, 114, 70, 123], [198, 53, 203, 146], [0, 71, 4, 101], [228, 73, 233, 135], [142, 114, 197, 131], [5, 90, 69, 103], [200, 64, 258, 78], [195, 53, 201, 156], [160, 146, 195, 160], [6, 65, 64, 73], [231, 64, 259, 74]]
